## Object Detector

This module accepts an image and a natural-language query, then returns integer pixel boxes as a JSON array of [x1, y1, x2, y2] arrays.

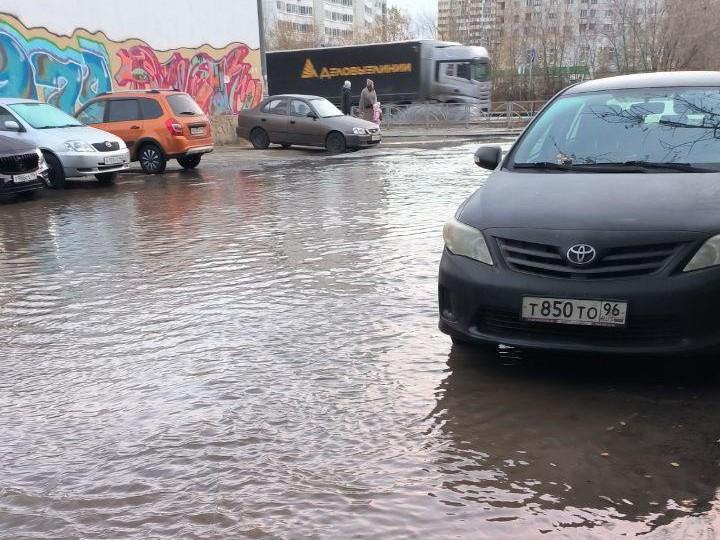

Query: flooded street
[[1, 142, 720, 539]]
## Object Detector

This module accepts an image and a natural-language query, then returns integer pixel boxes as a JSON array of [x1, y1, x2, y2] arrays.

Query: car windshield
[[9, 102, 83, 129], [311, 98, 343, 118], [166, 94, 203, 116], [471, 61, 490, 82], [510, 86, 720, 172]]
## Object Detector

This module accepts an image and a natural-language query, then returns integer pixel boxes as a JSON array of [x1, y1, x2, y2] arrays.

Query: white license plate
[[104, 155, 125, 165], [191, 127, 205, 135], [13, 172, 36, 183], [522, 297, 628, 327], [371, 135, 381, 141]]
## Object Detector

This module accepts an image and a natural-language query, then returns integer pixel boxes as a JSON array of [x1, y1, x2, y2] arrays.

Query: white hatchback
[[0, 98, 130, 188]]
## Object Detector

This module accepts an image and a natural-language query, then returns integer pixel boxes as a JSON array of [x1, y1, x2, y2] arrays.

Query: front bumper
[[347, 133, 382, 147], [60, 149, 130, 177], [0, 170, 46, 194], [439, 249, 720, 354]]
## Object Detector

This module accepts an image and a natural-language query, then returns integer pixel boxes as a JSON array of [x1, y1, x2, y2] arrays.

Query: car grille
[[0, 152, 39, 174], [476, 309, 683, 344], [495, 237, 683, 279], [92, 141, 120, 152]]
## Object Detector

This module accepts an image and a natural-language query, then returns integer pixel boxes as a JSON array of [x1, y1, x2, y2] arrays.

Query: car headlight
[[352, 127, 368, 135], [684, 234, 720, 272], [443, 216, 494, 265], [64, 140, 96, 152]]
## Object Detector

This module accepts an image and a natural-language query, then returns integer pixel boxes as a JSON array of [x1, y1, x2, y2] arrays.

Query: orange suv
[[75, 90, 214, 174]]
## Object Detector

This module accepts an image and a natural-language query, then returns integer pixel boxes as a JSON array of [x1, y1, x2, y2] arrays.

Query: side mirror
[[474, 145, 502, 170], [307, 111, 318, 120], [4, 120, 21, 132]]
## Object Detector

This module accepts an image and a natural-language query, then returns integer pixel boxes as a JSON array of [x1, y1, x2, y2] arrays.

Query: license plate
[[522, 297, 628, 327], [191, 127, 205, 135], [371, 135, 381, 141], [104, 155, 125, 165], [12, 172, 36, 183]]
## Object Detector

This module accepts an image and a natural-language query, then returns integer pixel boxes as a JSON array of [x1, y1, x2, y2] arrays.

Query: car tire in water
[[250, 128, 270, 150], [326, 132, 346, 154], [138, 143, 167, 174], [95, 172, 117, 185], [43, 151, 66, 189], [177, 154, 202, 169]]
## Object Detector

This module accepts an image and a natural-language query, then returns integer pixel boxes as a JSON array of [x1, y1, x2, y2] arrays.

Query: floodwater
[[1, 143, 719, 539]]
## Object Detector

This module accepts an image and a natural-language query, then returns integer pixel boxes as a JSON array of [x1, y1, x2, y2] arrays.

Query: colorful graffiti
[[0, 13, 263, 115]]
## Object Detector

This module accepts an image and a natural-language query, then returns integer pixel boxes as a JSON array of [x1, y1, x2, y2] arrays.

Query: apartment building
[[439, 0, 617, 74], [264, 0, 386, 46]]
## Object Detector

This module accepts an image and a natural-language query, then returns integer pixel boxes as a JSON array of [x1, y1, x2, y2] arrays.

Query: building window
[[580, 8, 588, 17], [589, 9, 596, 17]]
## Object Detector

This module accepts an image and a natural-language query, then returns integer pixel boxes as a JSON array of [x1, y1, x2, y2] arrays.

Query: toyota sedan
[[439, 71, 720, 354], [237, 95, 381, 153]]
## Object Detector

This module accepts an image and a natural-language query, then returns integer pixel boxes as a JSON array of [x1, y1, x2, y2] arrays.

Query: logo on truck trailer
[[300, 59, 413, 80]]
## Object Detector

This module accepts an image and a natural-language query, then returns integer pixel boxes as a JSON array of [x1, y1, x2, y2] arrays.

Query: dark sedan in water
[[0, 133, 47, 200], [439, 71, 720, 354], [236, 94, 381, 153]]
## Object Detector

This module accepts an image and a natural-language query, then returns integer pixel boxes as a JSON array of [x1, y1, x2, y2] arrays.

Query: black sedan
[[439, 71, 720, 354], [237, 95, 381, 153], [0, 133, 47, 200]]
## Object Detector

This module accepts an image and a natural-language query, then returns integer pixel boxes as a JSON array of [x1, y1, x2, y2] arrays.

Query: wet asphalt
[[1, 142, 719, 539]]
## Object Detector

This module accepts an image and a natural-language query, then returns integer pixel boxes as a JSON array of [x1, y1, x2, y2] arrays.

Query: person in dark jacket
[[341, 80, 352, 115]]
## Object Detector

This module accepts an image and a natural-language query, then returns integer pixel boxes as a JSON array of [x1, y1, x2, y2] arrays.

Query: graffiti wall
[[0, 11, 263, 115]]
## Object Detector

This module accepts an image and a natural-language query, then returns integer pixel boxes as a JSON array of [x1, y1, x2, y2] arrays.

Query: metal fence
[[352, 101, 546, 128]]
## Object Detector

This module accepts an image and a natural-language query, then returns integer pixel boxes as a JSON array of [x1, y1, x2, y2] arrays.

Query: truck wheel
[[43, 151, 66, 189], [326, 132, 346, 154], [95, 172, 117, 185], [138, 143, 166, 174], [250, 128, 270, 149]]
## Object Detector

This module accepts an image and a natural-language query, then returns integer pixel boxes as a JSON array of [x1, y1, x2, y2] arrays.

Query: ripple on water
[[0, 143, 718, 539]]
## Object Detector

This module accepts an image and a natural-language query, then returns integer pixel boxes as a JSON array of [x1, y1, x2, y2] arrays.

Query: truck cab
[[425, 43, 491, 109]]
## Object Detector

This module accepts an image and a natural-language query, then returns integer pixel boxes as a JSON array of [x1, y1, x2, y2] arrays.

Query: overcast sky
[[388, 0, 437, 19]]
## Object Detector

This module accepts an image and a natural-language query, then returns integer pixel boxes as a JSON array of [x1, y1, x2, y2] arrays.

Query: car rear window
[[166, 94, 203, 116], [140, 98, 163, 119]]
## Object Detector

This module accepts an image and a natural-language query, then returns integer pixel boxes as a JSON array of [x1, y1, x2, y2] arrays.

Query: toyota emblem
[[567, 244, 597, 265]]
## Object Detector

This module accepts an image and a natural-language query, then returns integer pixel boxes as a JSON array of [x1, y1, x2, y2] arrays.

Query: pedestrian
[[341, 80, 352, 116], [359, 79, 377, 122]]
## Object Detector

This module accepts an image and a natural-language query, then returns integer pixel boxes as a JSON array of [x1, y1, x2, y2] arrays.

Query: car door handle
[[261, 118, 267, 122], [130, 125, 141, 129], [290, 120, 296, 124]]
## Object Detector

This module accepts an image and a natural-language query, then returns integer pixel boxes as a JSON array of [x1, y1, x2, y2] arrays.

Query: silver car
[[237, 95, 381, 153], [0, 98, 130, 188]]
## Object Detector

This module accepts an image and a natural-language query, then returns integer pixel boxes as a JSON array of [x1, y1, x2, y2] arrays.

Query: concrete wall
[[0, 0, 264, 116]]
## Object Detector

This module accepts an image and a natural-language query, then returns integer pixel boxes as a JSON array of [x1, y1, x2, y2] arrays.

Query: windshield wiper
[[513, 162, 575, 171], [37, 124, 81, 129], [617, 160, 715, 173]]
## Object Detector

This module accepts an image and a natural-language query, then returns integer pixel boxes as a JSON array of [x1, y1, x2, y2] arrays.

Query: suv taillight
[[165, 117, 183, 136]]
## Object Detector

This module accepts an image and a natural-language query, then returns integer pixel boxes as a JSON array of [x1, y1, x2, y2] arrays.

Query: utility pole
[[256, 0, 268, 97]]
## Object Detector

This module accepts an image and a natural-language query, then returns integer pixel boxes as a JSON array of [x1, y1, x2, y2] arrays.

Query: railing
[[351, 101, 546, 128]]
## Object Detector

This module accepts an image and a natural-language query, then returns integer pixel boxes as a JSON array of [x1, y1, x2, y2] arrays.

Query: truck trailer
[[266, 40, 491, 109]]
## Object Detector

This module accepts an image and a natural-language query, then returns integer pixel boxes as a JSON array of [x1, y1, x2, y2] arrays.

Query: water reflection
[[431, 346, 720, 536]]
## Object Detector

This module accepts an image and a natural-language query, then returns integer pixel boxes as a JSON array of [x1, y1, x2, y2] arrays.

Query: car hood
[[0, 133, 37, 155], [460, 170, 720, 233], [322, 115, 379, 132], [30, 125, 125, 149]]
